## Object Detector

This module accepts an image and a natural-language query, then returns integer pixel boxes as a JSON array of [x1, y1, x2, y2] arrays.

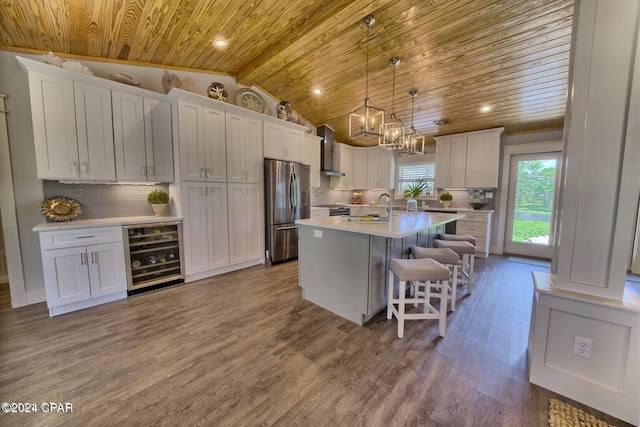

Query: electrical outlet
[[572, 336, 592, 359]]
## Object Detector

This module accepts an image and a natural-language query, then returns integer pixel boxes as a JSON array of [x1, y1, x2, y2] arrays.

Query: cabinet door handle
[[200, 168, 205, 178], [71, 161, 78, 174], [205, 168, 210, 178], [80, 252, 87, 265], [76, 235, 95, 239], [91, 252, 97, 264], [82, 161, 88, 173]]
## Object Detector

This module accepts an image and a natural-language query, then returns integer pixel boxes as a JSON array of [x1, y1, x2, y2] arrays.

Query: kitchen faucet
[[377, 193, 392, 218]]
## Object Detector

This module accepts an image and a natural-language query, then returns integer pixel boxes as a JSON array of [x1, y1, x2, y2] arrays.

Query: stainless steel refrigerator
[[264, 159, 310, 264]]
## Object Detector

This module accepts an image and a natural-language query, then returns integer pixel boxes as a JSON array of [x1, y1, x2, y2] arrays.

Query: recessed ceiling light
[[479, 105, 493, 113], [312, 88, 322, 95], [213, 38, 228, 48]]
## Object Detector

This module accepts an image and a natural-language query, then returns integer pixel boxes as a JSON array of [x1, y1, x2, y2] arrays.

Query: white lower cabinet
[[182, 182, 229, 276], [227, 183, 263, 265], [456, 211, 493, 258], [38, 226, 127, 316], [182, 181, 263, 280]]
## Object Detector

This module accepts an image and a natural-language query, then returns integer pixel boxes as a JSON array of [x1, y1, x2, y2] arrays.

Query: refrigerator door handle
[[289, 171, 296, 210], [276, 225, 298, 231]]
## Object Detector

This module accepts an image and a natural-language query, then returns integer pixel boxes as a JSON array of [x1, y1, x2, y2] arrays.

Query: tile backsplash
[[42, 181, 169, 221]]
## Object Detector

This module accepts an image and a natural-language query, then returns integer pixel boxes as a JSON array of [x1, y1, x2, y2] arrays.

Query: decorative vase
[[441, 201, 451, 209], [406, 197, 418, 214], [151, 203, 167, 217]]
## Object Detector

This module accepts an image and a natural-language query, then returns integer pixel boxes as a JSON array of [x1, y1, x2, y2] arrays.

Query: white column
[[529, 2, 640, 425], [553, 0, 640, 300]]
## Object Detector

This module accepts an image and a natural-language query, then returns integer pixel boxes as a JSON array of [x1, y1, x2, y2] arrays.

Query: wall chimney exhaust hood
[[318, 125, 345, 177]]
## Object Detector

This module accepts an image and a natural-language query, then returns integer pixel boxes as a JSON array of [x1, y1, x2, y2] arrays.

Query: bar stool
[[411, 246, 461, 311], [432, 239, 476, 295], [387, 258, 450, 338], [438, 233, 477, 246]]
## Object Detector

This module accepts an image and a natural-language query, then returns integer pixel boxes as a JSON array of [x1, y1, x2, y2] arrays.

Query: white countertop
[[422, 207, 494, 213], [296, 211, 464, 238], [33, 216, 183, 232]]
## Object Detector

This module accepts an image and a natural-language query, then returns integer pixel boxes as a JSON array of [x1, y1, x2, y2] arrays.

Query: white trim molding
[[493, 141, 563, 255]]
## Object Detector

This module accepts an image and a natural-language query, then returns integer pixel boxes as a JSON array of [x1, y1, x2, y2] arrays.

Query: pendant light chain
[[410, 90, 416, 133], [348, 14, 384, 142], [364, 23, 370, 105], [391, 58, 399, 120]]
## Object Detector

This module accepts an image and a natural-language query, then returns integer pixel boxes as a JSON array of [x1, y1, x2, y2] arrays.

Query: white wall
[[0, 50, 46, 304]]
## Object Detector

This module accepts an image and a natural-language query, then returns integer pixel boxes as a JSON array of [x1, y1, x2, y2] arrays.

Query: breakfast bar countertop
[[296, 211, 465, 238]]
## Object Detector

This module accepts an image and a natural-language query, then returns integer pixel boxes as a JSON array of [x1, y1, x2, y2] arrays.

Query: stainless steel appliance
[[123, 221, 184, 295], [318, 124, 345, 177], [312, 204, 350, 216], [264, 159, 311, 263]]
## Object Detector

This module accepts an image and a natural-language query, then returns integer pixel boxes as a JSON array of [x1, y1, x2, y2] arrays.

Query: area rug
[[549, 398, 615, 427]]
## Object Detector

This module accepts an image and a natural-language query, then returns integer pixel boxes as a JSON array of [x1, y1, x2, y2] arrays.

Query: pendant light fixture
[[349, 15, 385, 143], [398, 90, 425, 156], [380, 57, 404, 150]]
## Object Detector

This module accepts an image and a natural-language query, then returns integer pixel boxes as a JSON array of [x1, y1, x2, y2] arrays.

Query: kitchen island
[[296, 211, 464, 325]]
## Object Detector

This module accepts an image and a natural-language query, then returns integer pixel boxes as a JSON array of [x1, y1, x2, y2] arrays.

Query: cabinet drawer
[[456, 221, 487, 236], [458, 212, 489, 223], [40, 226, 123, 250]]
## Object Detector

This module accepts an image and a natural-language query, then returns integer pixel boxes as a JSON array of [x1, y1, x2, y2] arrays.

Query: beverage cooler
[[123, 221, 184, 295]]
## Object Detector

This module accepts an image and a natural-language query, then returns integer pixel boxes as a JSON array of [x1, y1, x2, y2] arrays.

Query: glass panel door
[[504, 152, 561, 259]]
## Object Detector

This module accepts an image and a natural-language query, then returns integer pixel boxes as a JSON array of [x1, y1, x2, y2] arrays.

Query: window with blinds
[[396, 162, 436, 197]]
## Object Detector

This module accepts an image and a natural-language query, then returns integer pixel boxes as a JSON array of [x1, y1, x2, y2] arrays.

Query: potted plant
[[440, 191, 453, 209], [402, 178, 427, 214], [148, 189, 169, 217]]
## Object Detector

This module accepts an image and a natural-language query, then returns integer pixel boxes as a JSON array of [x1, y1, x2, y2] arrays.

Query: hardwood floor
[[0, 256, 633, 426]]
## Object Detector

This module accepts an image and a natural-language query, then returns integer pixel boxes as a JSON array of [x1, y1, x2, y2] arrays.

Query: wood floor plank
[[0, 256, 633, 426]]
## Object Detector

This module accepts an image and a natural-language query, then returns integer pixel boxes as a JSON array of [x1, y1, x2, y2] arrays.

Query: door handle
[[91, 252, 97, 264], [80, 252, 87, 265], [276, 225, 298, 231]]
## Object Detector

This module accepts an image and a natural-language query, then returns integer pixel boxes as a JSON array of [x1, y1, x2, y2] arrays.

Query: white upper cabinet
[[27, 71, 116, 181], [177, 99, 226, 182], [226, 112, 263, 183], [143, 98, 174, 183], [112, 91, 146, 181], [113, 93, 174, 182], [263, 121, 305, 163], [353, 150, 369, 188], [434, 128, 503, 189], [303, 134, 321, 188], [464, 129, 502, 188], [330, 143, 354, 189], [352, 147, 396, 189], [367, 148, 395, 189], [435, 135, 467, 188]]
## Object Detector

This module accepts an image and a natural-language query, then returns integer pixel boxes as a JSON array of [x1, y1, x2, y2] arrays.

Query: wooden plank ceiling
[[0, 0, 573, 146]]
